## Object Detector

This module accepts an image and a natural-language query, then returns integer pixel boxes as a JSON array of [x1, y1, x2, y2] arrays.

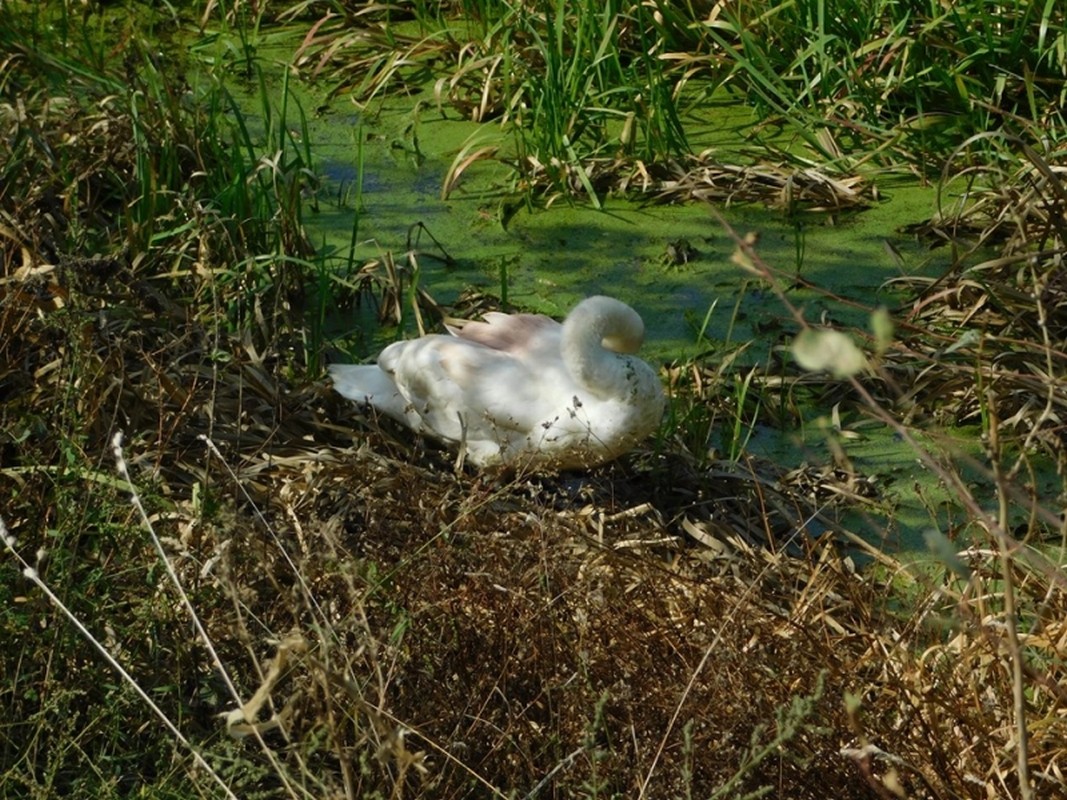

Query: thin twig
[[986, 395, 1034, 800]]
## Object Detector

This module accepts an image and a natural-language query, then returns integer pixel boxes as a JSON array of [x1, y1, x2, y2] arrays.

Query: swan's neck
[[561, 297, 645, 397]]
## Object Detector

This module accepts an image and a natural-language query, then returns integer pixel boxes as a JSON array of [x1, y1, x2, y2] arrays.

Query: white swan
[[328, 296, 665, 469]]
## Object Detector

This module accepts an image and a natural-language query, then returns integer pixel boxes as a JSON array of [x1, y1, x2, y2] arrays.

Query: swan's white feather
[[329, 296, 664, 469]]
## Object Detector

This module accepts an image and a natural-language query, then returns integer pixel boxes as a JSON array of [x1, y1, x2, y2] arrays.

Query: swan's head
[[561, 295, 661, 404], [568, 296, 646, 354]]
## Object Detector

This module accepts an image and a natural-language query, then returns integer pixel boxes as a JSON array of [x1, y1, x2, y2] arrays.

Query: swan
[[328, 296, 665, 469]]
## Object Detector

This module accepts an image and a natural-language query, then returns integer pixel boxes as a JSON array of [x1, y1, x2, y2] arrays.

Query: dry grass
[[4, 197, 1067, 800], [487, 151, 877, 211]]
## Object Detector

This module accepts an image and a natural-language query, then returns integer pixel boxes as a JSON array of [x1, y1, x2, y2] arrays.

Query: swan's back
[[448, 312, 562, 361]]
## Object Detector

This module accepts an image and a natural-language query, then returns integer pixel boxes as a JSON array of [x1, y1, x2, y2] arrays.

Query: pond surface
[[221, 40, 1038, 558], [307, 96, 948, 356]]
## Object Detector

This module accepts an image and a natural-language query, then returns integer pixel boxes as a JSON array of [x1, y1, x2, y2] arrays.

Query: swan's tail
[[327, 363, 408, 416]]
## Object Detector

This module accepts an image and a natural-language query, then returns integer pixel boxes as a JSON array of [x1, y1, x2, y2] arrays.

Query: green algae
[[296, 88, 951, 361], [214, 31, 951, 363]]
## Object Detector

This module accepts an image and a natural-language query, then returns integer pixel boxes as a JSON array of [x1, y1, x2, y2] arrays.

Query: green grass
[[704, 0, 1067, 169], [298, 0, 1066, 196], [306, 0, 693, 201], [503, 0, 689, 201]]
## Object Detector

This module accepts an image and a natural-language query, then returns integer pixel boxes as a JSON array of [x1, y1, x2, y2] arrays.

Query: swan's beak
[[601, 330, 644, 354]]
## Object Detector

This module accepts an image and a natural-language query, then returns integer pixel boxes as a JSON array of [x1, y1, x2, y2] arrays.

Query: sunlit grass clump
[[294, 0, 1066, 199]]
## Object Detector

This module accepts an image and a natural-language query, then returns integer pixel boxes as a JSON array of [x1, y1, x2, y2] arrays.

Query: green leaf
[[791, 329, 867, 378]]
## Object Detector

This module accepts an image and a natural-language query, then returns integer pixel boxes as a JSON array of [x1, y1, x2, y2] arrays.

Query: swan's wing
[[380, 335, 560, 443], [449, 312, 562, 361]]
